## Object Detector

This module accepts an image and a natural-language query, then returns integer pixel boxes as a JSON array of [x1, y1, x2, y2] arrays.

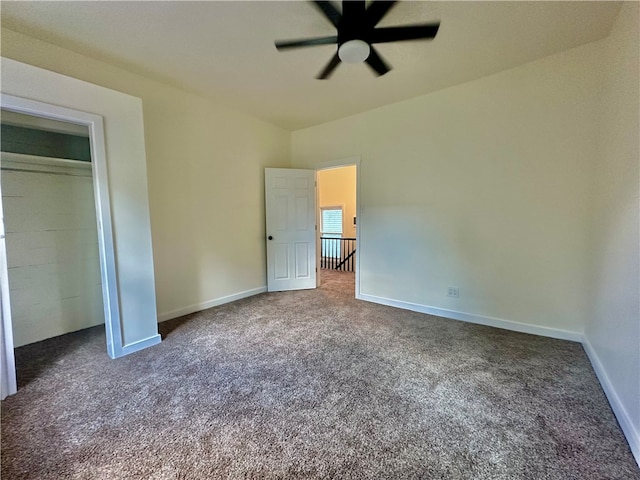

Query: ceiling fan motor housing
[[338, 39, 371, 63]]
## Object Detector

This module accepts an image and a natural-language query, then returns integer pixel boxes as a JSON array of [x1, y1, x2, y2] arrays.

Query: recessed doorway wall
[[2, 59, 162, 398]]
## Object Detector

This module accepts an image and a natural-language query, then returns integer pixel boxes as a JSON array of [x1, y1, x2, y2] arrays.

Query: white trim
[[0, 174, 17, 398], [582, 337, 640, 467], [0, 93, 124, 361], [120, 334, 162, 356], [316, 156, 361, 171], [356, 292, 583, 342], [157, 287, 267, 322]]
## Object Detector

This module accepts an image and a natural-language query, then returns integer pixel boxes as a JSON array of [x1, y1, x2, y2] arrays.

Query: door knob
[[268, 235, 273, 240]]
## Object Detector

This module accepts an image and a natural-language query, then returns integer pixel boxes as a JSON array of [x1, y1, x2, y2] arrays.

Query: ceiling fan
[[274, 0, 440, 79]]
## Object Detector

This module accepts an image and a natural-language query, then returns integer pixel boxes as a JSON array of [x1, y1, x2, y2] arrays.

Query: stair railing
[[320, 237, 356, 271]]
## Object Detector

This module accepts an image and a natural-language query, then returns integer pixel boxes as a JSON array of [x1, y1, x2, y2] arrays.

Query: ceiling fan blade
[[365, 46, 391, 76], [342, 0, 366, 22], [365, 1, 397, 27], [311, 1, 342, 28], [316, 52, 341, 79], [369, 23, 440, 44], [275, 36, 338, 50]]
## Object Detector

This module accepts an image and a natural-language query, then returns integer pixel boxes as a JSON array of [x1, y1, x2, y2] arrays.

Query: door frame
[[0, 167, 16, 399], [315, 156, 361, 297], [1, 94, 122, 396]]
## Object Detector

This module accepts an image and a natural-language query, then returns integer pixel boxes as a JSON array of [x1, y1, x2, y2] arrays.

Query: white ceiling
[[1, 1, 621, 131]]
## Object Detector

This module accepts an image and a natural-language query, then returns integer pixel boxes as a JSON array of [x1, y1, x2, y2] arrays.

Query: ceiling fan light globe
[[338, 39, 370, 64]]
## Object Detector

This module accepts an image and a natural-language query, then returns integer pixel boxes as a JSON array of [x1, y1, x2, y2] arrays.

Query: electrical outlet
[[447, 287, 459, 298]]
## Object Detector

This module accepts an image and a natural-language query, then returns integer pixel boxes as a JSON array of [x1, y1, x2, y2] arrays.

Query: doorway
[[1, 64, 162, 398], [0, 94, 123, 398], [1, 110, 104, 348], [316, 161, 359, 296]]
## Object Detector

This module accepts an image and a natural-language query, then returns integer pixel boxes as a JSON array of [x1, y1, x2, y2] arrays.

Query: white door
[[265, 168, 316, 292]]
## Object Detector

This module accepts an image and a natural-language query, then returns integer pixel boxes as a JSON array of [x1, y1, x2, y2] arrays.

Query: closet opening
[[1, 109, 104, 384]]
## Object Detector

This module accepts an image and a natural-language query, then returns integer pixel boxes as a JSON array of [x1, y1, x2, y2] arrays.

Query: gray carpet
[[2, 270, 638, 479]]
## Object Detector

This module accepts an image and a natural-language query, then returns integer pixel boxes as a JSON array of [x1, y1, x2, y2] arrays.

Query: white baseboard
[[356, 292, 583, 342], [582, 337, 640, 467], [157, 286, 267, 322]]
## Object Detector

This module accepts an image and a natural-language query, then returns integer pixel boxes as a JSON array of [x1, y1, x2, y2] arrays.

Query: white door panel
[[265, 168, 316, 292]]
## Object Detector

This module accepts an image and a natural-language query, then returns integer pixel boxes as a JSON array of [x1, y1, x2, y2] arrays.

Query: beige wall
[[292, 40, 602, 337], [1, 29, 292, 319], [585, 1, 640, 462], [318, 166, 357, 239]]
